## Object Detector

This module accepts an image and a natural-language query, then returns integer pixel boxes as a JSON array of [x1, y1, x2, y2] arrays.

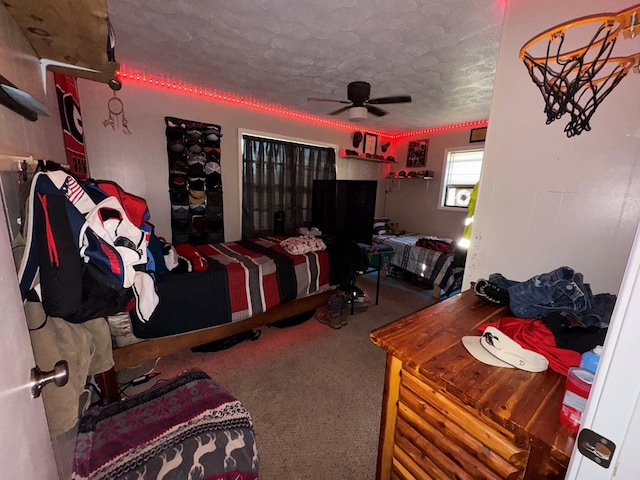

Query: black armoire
[[311, 180, 377, 245]]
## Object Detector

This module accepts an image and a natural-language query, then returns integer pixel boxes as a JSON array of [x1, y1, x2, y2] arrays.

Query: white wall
[[78, 80, 390, 240], [381, 128, 479, 239], [465, 0, 640, 295]]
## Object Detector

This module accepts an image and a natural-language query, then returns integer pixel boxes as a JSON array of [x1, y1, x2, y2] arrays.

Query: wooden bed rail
[[96, 289, 337, 403]]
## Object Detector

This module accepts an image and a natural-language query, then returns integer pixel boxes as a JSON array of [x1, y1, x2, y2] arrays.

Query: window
[[441, 148, 483, 208], [242, 134, 336, 238]]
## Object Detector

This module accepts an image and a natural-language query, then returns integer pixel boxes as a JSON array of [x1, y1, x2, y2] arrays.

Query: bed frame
[[96, 288, 336, 402]]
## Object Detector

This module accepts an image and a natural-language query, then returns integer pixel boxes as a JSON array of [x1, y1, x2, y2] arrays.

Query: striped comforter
[[372, 234, 463, 295], [130, 237, 330, 338]]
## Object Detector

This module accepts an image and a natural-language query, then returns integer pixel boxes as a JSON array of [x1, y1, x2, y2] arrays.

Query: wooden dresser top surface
[[370, 289, 575, 459]]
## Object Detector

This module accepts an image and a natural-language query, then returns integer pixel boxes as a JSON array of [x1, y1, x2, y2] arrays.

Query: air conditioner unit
[[445, 186, 473, 208]]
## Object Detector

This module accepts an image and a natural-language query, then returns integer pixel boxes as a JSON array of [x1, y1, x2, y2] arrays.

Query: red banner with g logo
[[53, 73, 88, 180]]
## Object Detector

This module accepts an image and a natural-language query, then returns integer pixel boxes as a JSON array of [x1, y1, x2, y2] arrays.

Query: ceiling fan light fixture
[[348, 106, 367, 122]]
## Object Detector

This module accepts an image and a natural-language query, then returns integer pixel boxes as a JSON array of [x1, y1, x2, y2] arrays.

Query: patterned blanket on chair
[[72, 370, 259, 480]]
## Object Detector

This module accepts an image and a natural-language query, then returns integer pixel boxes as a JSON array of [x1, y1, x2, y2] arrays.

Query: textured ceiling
[[107, 0, 506, 133]]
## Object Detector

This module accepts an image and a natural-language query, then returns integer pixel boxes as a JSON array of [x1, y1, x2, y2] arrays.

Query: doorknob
[[30, 360, 69, 399]]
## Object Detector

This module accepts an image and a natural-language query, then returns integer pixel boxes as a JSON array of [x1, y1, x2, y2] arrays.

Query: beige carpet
[[121, 272, 440, 480]]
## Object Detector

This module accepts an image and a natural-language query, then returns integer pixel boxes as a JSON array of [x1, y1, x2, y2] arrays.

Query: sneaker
[[338, 299, 349, 326], [327, 293, 348, 327], [474, 279, 510, 305], [316, 309, 341, 329]]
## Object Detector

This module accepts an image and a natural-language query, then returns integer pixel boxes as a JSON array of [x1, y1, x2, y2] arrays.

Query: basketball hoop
[[520, 5, 640, 137]]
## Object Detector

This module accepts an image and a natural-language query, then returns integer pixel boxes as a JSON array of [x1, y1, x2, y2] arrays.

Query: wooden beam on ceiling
[[4, 0, 119, 88]]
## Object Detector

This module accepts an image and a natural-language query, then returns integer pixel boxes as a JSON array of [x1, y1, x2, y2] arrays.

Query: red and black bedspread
[[130, 237, 331, 338]]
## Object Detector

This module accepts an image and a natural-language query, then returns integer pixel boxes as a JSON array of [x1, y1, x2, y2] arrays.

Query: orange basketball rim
[[519, 4, 640, 137]]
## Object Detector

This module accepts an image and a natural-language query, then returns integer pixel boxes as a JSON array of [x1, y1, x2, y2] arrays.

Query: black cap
[[352, 131, 363, 148]]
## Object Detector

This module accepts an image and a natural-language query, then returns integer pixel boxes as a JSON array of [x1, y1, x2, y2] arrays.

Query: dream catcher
[[103, 91, 131, 134]]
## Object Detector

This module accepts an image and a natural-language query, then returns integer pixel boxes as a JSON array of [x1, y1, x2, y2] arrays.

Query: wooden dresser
[[370, 290, 575, 480]]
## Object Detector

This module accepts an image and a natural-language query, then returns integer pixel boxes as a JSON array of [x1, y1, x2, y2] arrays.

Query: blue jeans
[[489, 267, 594, 319], [581, 293, 617, 328]]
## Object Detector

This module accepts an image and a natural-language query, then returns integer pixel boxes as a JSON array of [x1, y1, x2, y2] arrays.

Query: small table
[[357, 243, 394, 305]]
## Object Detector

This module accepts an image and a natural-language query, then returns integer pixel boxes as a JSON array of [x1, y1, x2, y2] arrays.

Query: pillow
[[175, 244, 209, 271], [373, 217, 390, 235]]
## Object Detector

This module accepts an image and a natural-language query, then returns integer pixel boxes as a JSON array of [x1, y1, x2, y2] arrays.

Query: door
[[0, 190, 58, 477], [565, 220, 640, 478]]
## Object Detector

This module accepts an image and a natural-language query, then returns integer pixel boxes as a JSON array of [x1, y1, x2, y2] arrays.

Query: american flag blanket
[[372, 234, 463, 295], [131, 237, 331, 338], [73, 370, 258, 480]]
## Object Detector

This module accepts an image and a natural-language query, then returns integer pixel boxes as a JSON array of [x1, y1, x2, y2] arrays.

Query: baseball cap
[[462, 326, 549, 372], [352, 131, 363, 148]]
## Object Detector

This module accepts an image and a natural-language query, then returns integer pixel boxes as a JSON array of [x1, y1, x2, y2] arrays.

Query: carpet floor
[[120, 272, 441, 480]]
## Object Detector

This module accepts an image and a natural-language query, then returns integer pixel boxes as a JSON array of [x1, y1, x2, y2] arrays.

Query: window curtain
[[242, 136, 336, 238]]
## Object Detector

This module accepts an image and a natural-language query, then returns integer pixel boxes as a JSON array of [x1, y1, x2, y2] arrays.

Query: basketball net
[[520, 5, 640, 137]]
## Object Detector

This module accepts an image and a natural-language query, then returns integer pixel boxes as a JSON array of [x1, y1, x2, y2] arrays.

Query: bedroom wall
[[378, 128, 480, 240], [78, 80, 393, 240], [465, 0, 640, 295]]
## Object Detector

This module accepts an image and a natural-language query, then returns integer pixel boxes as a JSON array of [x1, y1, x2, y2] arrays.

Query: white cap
[[462, 326, 549, 373], [593, 345, 603, 355]]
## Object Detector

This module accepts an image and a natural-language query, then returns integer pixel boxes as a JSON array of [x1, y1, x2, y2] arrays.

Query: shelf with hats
[[340, 150, 396, 164], [389, 175, 434, 180], [387, 169, 435, 180]]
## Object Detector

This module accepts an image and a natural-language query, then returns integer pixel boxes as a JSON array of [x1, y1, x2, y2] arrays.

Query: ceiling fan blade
[[367, 95, 412, 105], [1, 84, 51, 116], [307, 97, 350, 104], [328, 105, 352, 116], [366, 105, 388, 117]]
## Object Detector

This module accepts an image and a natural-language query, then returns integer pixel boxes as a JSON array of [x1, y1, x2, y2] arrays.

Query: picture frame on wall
[[363, 132, 378, 155], [469, 127, 487, 143], [406, 139, 429, 167]]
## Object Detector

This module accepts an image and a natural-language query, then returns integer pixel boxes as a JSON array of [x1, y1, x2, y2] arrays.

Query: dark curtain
[[242, 136, 336, 238]]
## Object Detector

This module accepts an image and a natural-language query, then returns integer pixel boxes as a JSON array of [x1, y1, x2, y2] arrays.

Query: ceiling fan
[[308, 81, 412, 121]]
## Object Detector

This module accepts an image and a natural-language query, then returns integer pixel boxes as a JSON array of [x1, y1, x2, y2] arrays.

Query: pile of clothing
[[280, 235, 326, 255], [472, 266, 616, 375], [416, 237, 455, 253]]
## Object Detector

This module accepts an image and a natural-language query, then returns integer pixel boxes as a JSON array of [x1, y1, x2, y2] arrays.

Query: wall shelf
[[341, 154, 395, 164], [387, 176, 434, 180]]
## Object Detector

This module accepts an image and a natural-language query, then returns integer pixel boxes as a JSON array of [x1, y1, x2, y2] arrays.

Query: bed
[[372, 233, 463, 297], [130, 237, 331, 338], [19, 170, 351, 403], [96, 236, 347, 402]]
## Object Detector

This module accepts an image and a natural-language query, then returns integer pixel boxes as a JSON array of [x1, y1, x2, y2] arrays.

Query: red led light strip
[[117, 67, 487, 138]]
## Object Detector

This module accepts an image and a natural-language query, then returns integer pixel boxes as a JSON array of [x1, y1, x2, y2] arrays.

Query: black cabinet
[[311, 180, 377, 245]]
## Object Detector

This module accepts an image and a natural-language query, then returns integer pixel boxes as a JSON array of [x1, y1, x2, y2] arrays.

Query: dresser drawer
[[392, 367, 528, 480]]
